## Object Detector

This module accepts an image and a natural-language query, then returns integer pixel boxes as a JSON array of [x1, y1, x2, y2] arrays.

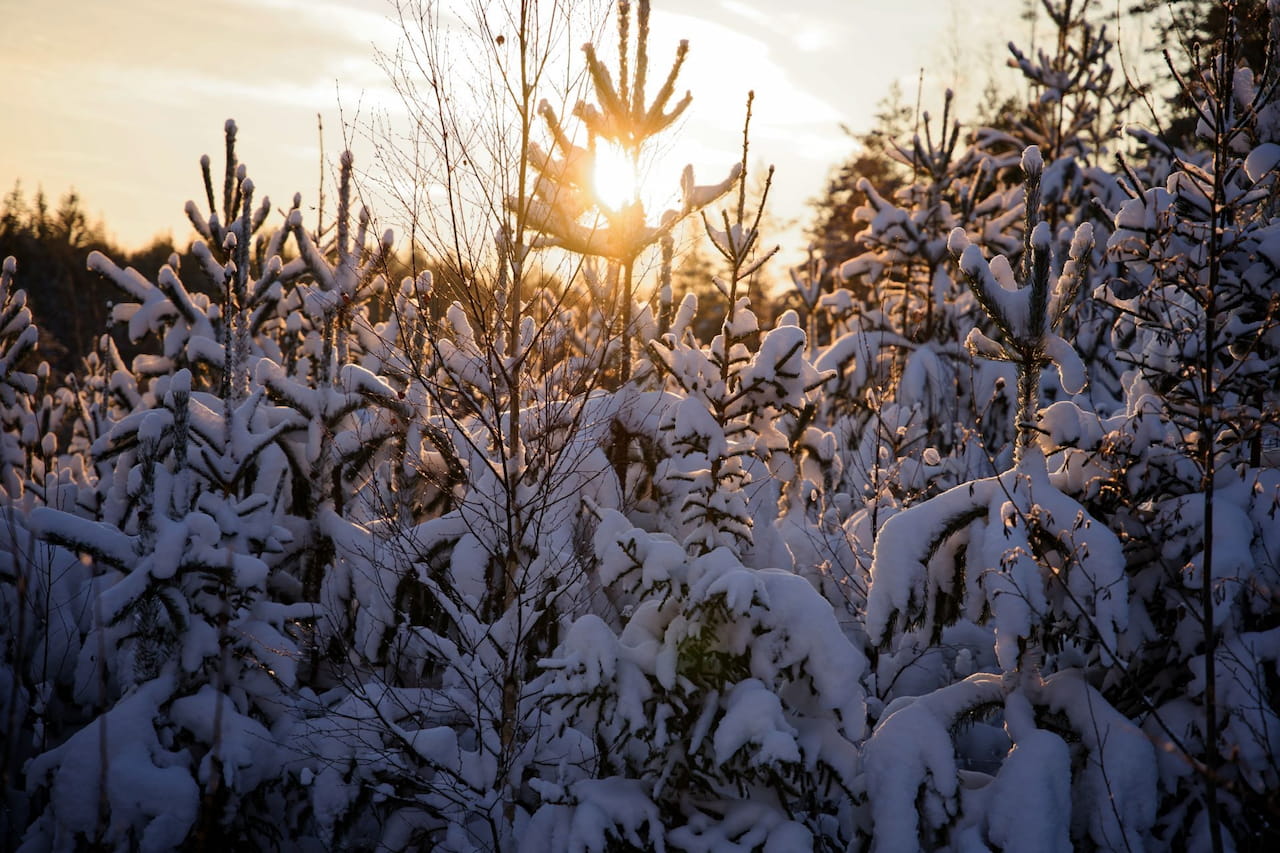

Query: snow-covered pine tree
[[0, 256, 97, 845], [0, 258, 77, 510], [860, 148, 1158, 851], [641, 96, 793, 564], [526, 105, 873, 851], [810, 95, 1021, 630], [22, 364, 308, 849], [999, 0, 1129, 184], [15, 125, 346, 849], [0, 257, 40, 503], [990, 0, 1136, 408], [1095, 5, 1280, 845], [831, 90, 1013, 449], [294, 2, 649, 847], [531, 506, 867, 850], [815, 0, 1141, 650]]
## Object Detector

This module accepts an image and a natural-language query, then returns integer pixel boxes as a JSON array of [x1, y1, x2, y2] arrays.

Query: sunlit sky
[[2, 0, 1146, 266]]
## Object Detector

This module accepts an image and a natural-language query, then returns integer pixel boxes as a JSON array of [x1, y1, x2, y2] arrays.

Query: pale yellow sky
[[1, 0, 1040, 264]]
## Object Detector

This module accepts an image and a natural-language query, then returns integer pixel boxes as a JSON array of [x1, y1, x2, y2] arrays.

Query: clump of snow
[[24, 677, 199, 852]]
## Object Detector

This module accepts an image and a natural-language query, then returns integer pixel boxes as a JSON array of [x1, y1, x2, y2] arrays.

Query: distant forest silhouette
[[0, 184, 215, 380]]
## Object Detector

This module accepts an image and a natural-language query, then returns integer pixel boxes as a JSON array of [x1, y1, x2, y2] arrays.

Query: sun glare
[[592, 142, 639, 211]]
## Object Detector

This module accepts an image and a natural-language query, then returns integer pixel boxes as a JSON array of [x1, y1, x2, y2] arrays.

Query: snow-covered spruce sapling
[[529, 133, 857, 845], [92, 125, 406, 634], [949, 146, 1092, 464], [22, 365, 306, 849], [15, 125, 374, 847], [857, 392, 1153, 849], [788, 246, 829, 360], [0, 256, 88, 841], [820, 90, 1025, 506], [0, 259, 78, 509], [990, 0, 1135, 409], [0, 257, 40, 502], [90, 121, 290, 391], [83, 126, 333, 598], [839, 91, 979, 353], [261, 150, 399, 605], [519, 0, 744, 570], [643, 94, 805, 563], [53, 204, 269, 689], [818, 137, 1087, 631], [1100, 10, 1280, 846], [531, 508, 866, 850], [1001, 0, 1130, 175], [859, 144, 1155, 850]]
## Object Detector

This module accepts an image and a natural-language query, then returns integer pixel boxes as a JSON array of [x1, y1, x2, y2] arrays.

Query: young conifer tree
[[0, 258, 41, 503], [313, 1, 716, 846], [861, 150, 1155, 851], [525, 82, 877, 851], [1099, 4, 1280, 846], [16, 124, 334, 849]]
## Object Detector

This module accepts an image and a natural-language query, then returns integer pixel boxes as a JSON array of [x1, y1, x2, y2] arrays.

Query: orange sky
[[1, 0, 1080, 266]]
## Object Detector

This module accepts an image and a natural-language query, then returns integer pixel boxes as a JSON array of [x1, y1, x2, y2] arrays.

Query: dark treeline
[[0, 185, 215, 379]]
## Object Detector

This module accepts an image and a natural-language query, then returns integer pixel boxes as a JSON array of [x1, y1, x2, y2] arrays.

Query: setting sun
[[592, 141, 639, 212]]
